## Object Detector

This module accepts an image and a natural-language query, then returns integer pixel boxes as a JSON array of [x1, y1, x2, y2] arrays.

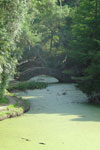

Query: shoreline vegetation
[[8, 80, 48, 92], [0, 94, 30, 121], [0, 80, 48, 121]]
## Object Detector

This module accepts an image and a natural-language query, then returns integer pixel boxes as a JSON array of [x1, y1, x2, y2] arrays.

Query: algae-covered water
[[0, 76, 100, 150]]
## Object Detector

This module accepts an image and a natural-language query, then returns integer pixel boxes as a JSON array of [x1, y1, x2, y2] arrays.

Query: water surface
[[0, 76, 100, 150]]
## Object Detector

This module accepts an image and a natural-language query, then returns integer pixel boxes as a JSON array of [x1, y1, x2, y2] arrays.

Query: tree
[[70, 0, 100, 101], [0, 0, 30, 99], [18, 0, 72, 70]]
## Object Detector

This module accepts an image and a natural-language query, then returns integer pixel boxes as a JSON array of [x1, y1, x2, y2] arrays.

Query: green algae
[[0, 76, 100, 150]]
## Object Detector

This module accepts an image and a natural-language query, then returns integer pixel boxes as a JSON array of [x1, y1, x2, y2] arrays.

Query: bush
[[0, 97, 9, 104], [8, 81, 48, 91]]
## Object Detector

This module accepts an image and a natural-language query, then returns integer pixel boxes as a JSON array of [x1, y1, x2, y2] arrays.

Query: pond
[[0, 76, 100, 150]]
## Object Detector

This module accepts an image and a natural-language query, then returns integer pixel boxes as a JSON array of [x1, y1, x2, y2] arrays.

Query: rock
[[62, 92, 67, 95]]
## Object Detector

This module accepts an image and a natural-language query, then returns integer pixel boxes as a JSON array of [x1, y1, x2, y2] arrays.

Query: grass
[[0, 88, 30, 121], [0, 96, 30, 121], [0, 104, 23, 119], [0, 97, 9, 104], [7, 104, 23, 114], [8, 81, 48, 91]]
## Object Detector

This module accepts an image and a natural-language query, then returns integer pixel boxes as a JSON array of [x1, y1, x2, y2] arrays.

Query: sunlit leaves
[[0, 0, 31, 98]]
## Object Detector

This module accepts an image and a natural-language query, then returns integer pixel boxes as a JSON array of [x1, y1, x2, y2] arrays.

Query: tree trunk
[[59, 0, 62, 12], [95, 0, 98, 27], [50, 32, 53, 54], [0, 66, 9, 99]]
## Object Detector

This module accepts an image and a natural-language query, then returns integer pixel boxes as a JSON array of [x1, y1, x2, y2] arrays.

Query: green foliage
[[0, 0, 31, 99], [69, 0, 100, 101], [0, 96, 9, 104], [18, 0, 72, 70], [0, 0, 99, 103], [0, 104, 23, 119], [8, 81, 48, 91], [16, 0, 100, 103]]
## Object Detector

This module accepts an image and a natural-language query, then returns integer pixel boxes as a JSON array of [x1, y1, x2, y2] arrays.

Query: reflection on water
[[0, 76, 100, 150]]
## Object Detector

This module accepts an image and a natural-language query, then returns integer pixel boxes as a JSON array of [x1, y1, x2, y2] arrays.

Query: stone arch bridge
[[17, 67, 73, 83]]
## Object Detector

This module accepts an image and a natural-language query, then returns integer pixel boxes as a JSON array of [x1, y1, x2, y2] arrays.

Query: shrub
[[8, 81, 48, 91]]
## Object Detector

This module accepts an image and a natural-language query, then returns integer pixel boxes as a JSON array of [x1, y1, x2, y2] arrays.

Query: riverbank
[[0, 94, 30, 121], [0, 79, 48, 121]]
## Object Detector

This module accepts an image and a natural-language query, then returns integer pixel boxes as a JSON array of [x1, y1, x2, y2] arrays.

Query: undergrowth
[[0, 97, 9, 104], [8, 81, 48, 91]]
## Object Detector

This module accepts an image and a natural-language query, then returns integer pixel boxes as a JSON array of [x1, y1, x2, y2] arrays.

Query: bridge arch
[[17, 67, 73, 83]]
